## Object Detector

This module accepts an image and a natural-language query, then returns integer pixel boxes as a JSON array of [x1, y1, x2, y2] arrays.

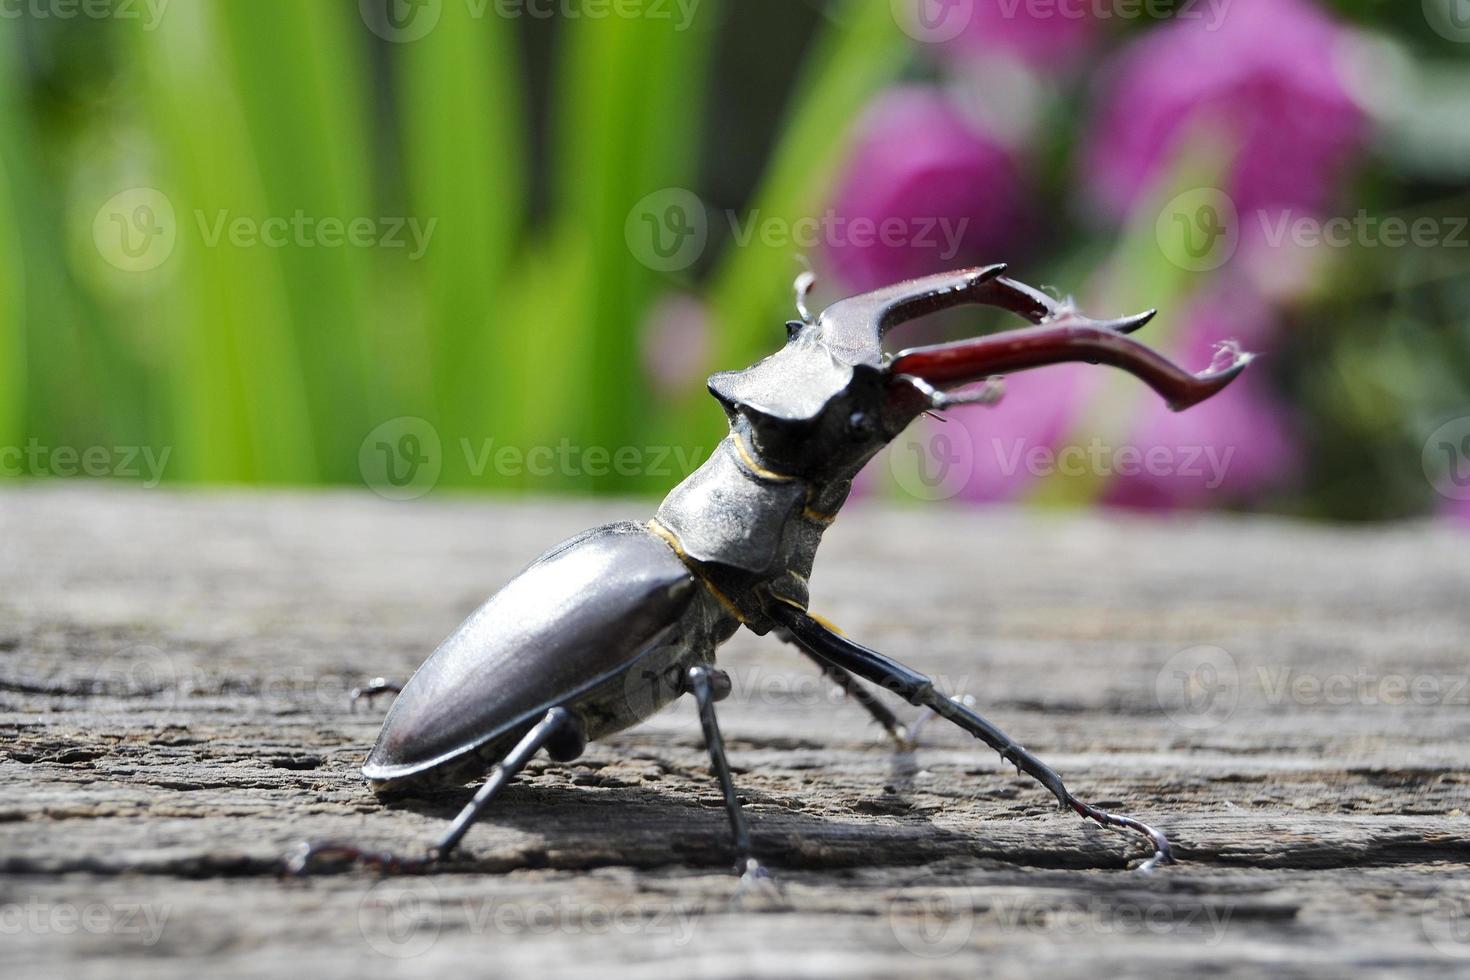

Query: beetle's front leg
[[771, 607, 1174, 872]]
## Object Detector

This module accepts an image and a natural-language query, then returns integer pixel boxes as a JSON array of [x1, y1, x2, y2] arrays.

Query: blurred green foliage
[[0, 0, 1466, 520]]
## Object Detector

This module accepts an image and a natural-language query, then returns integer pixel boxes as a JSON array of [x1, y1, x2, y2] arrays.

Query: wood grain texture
[[1, 485, 1467, 979]]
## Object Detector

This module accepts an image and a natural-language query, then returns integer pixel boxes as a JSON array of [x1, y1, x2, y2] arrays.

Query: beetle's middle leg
[[771, 606, 1173, 872], [683, 665, 776, 891]]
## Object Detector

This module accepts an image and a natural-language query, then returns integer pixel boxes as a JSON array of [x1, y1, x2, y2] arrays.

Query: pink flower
[[942, 0, 1102, 67], [825, 87, 1029, 293], [1085, 0, 1367, 219], [946, 286, 1294, 509], [957, 363, 1104, 503], [640, 293, 710, 397], [1442, 495, 1470, 529], [1102, 293, 1297, 510]]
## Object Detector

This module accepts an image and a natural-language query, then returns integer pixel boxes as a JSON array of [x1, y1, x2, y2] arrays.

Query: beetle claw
[[283, 839, 435, 877], [733, 858, 784, 908]]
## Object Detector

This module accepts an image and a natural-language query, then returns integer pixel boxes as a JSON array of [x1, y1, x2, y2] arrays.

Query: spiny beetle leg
[[772, 607, 1174, 873], [349, 677, 402, 712], [776, 629, 912, 750], [285, 707, 579, 876], [906, 692, 978, 749], [684, 666, 780, 898]]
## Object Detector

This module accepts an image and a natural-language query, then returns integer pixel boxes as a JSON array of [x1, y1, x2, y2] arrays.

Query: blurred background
[[1, 0, 1467, 521]]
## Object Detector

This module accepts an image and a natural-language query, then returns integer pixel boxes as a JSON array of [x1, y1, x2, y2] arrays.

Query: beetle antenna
[[793, 267, 817, 326]]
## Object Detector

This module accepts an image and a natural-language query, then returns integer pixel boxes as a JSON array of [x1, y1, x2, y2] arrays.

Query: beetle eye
[[785, 320, 804, 340], [846, 412, 876, 441]]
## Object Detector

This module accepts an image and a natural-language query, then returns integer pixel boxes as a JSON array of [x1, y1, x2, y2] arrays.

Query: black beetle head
[[706, 321, 900, 481]]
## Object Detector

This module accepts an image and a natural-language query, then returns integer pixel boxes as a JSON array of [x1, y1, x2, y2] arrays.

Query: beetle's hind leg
[[776, 629, 914, 750], [286, 707, 585, 876], [771, 607, 1173, 872], [684, 666, 779, 895], [349, 677, 402, 712]]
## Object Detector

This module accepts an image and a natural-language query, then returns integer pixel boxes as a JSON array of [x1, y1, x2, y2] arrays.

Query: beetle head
[[705, 319, 901, 481], [706, 264, 1250, 481]]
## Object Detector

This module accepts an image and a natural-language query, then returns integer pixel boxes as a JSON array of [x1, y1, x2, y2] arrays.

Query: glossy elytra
[[289, 265, 1251, 881]]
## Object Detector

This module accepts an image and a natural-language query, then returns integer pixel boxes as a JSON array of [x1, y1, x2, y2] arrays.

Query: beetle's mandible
[[289, 264, 1251, 882]]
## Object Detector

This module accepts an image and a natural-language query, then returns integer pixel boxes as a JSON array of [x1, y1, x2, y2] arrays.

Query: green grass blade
[[548, 3, 718, 492], [132, 1, 317, 483], [0, 37, 24, 454], [214, 0, 378, 483], [706, 1, 911, 369], [397, 3, 526, 488]]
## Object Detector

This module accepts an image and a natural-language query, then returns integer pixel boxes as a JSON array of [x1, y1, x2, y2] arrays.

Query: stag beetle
[[289, 265, 1250, 881]]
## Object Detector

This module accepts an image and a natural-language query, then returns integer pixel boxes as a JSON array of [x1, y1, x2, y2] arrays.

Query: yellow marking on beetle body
[[808, 612, 845, 635], [802, 504, 837, 526], [732, 433, 796, 483], [646, 519, 748, 624]]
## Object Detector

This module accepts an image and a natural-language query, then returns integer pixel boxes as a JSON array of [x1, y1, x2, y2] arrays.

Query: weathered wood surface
[[1, 484, 1467, 979]]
